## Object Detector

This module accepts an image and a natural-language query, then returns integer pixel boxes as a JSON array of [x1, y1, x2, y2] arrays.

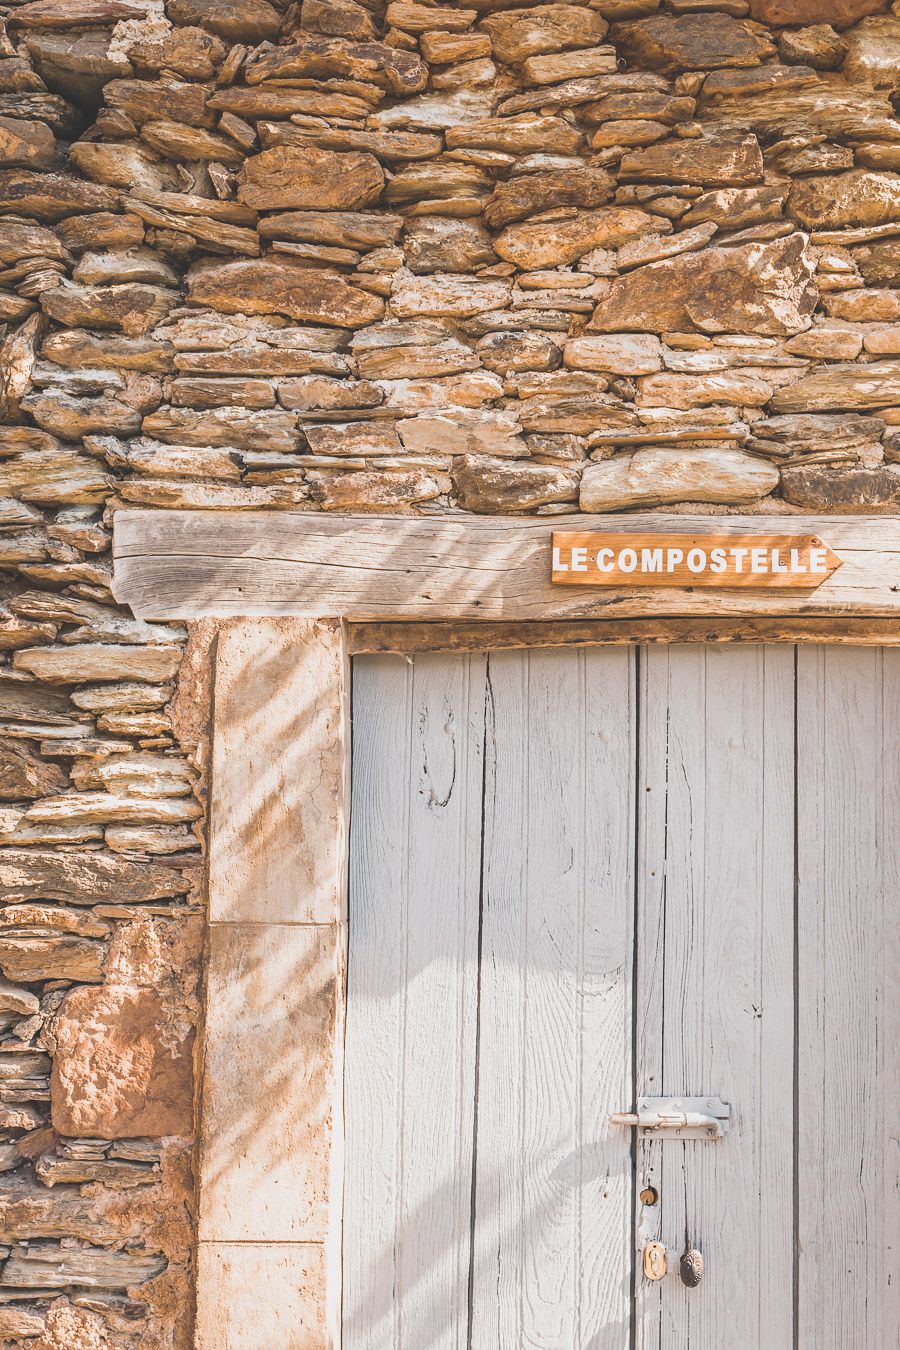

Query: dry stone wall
[[1, 0, 900, 1343]]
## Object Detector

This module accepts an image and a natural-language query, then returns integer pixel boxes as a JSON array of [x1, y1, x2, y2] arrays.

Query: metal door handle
[[680, 1249, 704, 1287]]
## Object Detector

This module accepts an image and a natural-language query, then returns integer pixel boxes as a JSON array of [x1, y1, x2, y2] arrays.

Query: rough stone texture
[[781, 463, 900, 509], [187, 257, 384, 327], [841, 16, 900, 87], [237, 146, 384, 211], [581, 446, 779, 510], [748, 0, 887, 26], [777, 25, 849, 71], [789, 171, 900, 229], [611, 14, 775, 74], [619, 133, 764, 187], [51, 985, 194, 1138], [494, 206, 658, 268], [0, 1, 897, 1344], [564, 333, 662, 374], [452, 456, 579, 511], [589, 236, 817, 336]]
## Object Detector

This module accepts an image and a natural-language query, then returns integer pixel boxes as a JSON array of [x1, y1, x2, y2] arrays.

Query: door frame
[[111, 512, 900, 1348]]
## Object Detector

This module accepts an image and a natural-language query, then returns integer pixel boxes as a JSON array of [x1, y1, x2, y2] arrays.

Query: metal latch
[[609, 1096, 731, 1139]]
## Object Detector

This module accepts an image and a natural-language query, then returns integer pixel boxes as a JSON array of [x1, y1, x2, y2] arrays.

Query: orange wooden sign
[[551, 533, 843, 589]]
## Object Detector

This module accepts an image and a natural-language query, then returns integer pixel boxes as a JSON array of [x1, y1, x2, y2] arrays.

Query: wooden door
[[343, 645, 899, 1350]]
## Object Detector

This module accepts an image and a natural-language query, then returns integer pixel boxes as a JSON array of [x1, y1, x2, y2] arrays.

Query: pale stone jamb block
[[198, 922, 342, 1244], [196, 1242, 328, 1350], [198, 618, 349, 1349], [209, 616, 349, 925]]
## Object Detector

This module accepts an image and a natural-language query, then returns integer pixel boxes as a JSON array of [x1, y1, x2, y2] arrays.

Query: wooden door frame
[[127, 513, 898, 1348]]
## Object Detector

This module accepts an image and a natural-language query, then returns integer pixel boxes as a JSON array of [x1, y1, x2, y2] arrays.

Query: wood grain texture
[[796, 647, 900, 1350], [210, 617, 349, 924], [343, 654, 486, 1350], [471, 647, 634, 1349], [634, 645, 794, 1349], [343, 642, 899, 1348], [112, 511, 900, 620], [348, 617, 900, 654], [345, 649, 635, 1349]]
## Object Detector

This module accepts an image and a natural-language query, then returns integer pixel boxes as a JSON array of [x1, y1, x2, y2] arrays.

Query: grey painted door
[[343, 646, 899, 1350]]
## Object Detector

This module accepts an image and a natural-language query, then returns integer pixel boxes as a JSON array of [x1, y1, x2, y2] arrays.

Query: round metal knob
[[680, 1248, 704, 1288]]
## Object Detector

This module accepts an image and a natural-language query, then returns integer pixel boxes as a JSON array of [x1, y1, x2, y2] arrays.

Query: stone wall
[[1, 0, 900, 1343]]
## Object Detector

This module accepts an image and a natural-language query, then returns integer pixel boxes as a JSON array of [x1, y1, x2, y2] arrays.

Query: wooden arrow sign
[[551, 532, 844, 589]]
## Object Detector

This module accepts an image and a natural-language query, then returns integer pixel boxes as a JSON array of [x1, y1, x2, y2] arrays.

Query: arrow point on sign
[[814, 538, 844, 576]]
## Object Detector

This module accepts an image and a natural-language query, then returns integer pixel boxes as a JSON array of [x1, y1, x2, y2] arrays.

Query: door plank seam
[[629, 646, 641, 1350], [792, 645, 800, 1350], [466, 655, 492, 1350]]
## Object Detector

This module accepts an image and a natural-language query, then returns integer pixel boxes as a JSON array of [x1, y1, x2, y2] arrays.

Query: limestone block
[[483, 167, 613, 230], [777, 24, 848, 69], [564, 333, 662, 375], [196, 1243, 328, 1350], [244, 34, 428, 95], [619, 133, 763, 187], [580, 445, 779, 510], [306, 467, 446, 509], [0, 115, 55, 169], [0, 170, 120, 225], [168, 0, 281, 41], [494, 206, 658, 269], [445, 114, 582, 156], [397, 408, 527, 456], [782, 463, 900, 509], [589, 235, 817, 336], [13, 643, 181, 683], [187, 257, 384, 328], [199, 923, 340, 1241], [748, 0, 886, 26], [770, 358, 900, 410], [238, 146, 383, 211], [452, 455, 580, 511], [479, 5, 607, 63], [611, 14, 775, 74], [390, 270, 511, 317], [790, 171, 900, 229]]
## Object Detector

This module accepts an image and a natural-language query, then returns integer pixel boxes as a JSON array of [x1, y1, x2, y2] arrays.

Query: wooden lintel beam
[[347, 617, 900, 654], [112, 509, 900, 623]]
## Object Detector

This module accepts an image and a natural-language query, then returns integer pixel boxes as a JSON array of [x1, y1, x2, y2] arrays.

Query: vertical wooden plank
[[578, 646, 636, 1349], [635, 645, 795, 1349], [796, 647, 900, 1350], [883, 650, 900, 1350], [471, 647, 635, 1349], [343, 653, 486, 1350]]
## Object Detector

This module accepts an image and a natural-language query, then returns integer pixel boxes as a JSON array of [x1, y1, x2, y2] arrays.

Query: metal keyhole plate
[[643, 1242, 667, 1282]]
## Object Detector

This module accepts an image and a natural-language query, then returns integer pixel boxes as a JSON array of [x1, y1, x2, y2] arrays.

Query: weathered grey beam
[[112, 509, 900, 620]]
